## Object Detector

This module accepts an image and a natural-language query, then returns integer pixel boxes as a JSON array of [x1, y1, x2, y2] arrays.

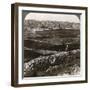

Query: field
[[24, 20, 80, 77]]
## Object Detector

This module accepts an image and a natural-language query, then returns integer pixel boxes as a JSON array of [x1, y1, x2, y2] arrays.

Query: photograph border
[[11, 3, 88, 87]]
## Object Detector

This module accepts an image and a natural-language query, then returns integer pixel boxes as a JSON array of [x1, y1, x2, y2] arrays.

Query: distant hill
[[24, 20, 80, 31]]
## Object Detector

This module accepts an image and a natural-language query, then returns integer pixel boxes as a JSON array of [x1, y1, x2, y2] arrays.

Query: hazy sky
[[25, 13, 80, 23]]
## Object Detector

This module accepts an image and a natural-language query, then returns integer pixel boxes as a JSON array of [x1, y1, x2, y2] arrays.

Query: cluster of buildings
[[24, 20, 80, 31]]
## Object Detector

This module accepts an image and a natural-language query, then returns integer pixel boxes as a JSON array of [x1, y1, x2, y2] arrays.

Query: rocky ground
[[24, 49, 80, 77]]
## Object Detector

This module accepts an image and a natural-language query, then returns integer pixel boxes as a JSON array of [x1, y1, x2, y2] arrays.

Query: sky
[[25, 12, 80, 23]]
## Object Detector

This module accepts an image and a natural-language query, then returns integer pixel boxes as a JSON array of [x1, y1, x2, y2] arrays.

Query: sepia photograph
[[11, 3, 87, 87], [23, 12, 80, 77]]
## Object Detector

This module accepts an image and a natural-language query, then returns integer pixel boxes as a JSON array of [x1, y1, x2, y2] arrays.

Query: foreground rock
[[24, 49, 80, 77]]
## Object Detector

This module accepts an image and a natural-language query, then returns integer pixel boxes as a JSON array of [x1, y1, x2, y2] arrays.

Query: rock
[[24, 49, 80, 77]]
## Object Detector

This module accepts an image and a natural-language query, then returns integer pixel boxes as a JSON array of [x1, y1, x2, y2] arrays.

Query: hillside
[[24, 20, 80, 77]]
